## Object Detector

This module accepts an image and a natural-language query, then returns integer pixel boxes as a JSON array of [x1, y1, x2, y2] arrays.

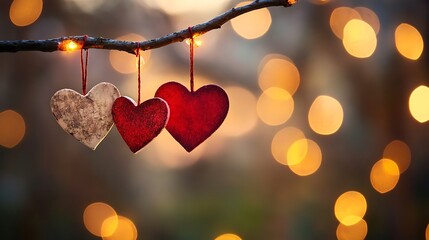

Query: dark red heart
[[112, 96, 169, 153], [155, 82, 229, 152]]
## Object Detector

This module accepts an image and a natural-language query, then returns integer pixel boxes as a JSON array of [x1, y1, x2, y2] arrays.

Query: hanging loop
[[80, 35, 89, 95], [136, 42, 141, 105], [188, 27, 195, 92]]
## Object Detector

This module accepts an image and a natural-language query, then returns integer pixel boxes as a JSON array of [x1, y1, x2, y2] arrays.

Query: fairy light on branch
[[58, 40, 80, 52], [1, 0, 297, 53], [186, 38, 203, 47]]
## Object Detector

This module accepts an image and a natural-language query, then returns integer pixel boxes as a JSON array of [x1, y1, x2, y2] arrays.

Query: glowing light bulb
[[370, 158, 400, 194], [342, 19, 377, 58], [308, 95, 344, 135], [257, 87, 294, 126], [231, 1, 271, 39], [214, 233, 242, 240], [395, 23, 424, 60], [409, 85, 429, 123], [336, 219, 368, 240], [83, 202, 118, 237], [194, 39, 203, 47], [66, 41, 78, 51], [9, 0, 43, 27], [334, 191, 367, 226], [0, 109, 26, 148], [59, 40, 80, 52], [102, 216, 137, 240], [186, 38, 203, 47]]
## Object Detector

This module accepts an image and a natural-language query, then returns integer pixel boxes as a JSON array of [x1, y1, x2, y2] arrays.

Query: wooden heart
[[50, 82, 120, 150], [155, 82, 229, 152], [112, 96, 170, 153]]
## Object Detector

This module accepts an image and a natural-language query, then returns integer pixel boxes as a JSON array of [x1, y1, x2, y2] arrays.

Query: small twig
[[0, 0, 296, 54]]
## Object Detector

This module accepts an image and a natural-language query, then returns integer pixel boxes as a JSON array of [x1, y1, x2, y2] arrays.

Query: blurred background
[[1, 0, 429, 239]]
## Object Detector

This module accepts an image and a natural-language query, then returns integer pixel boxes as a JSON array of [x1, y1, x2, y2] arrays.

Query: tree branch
[[0, 0, 296, 54]]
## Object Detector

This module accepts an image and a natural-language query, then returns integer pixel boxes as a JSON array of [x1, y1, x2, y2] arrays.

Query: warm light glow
[[334, 191, 367, 226], [83, 202, 118, 237], [271, 127, 305, 165], [59, 40, 80, 52], [336, 219, 368, 240], [370, 158, 400, 194], [343, 19, 377, 58], [257, 87, 294, 126], [231, 1, 272, 39], [288, 0, 297, 5], [354, 7, 380, 35], [308, 95, 343, 135], [288, 139, 322, 176], [65, 41, 78, 51], [101, 216, 120, 238], [214, 233, 242, 240], [0, 110, 26, 148], [383, 140, 411, 173], [258, 54, 300, 95], [218, 86, 258, 137], [286, 138, 308, 166], [330, 7, 361, 39], [9, 0, 43, 27], [109, 33, 151, 74], [409, 85, 429, 123], [186, 38, 203, 47], [102, 216, 137, 240], [395, 23, 424, 60]]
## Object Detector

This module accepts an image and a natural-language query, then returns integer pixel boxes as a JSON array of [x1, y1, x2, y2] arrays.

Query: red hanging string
[[188, 27, 194, 93], [80, 35, 89, 95], [136, 42, 141, 105]]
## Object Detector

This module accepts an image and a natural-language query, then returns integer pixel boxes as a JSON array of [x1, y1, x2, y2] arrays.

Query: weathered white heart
[[50, 82, 121, 150]]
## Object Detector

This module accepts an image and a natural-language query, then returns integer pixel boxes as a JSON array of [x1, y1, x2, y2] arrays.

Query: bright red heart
[[155, 82, 229, 152], [112, 96, 169, 153]]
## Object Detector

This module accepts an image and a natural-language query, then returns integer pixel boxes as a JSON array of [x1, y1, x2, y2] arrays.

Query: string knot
[[82, 35, 88, 49], [135, 42, 140, 57], [188, 27, 194, 39]]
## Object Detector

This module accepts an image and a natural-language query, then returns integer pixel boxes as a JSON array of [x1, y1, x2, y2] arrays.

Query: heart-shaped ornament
[[112, 96, 169, 153], [155, 82, 229, 152], [50, 82, 121, 150]]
